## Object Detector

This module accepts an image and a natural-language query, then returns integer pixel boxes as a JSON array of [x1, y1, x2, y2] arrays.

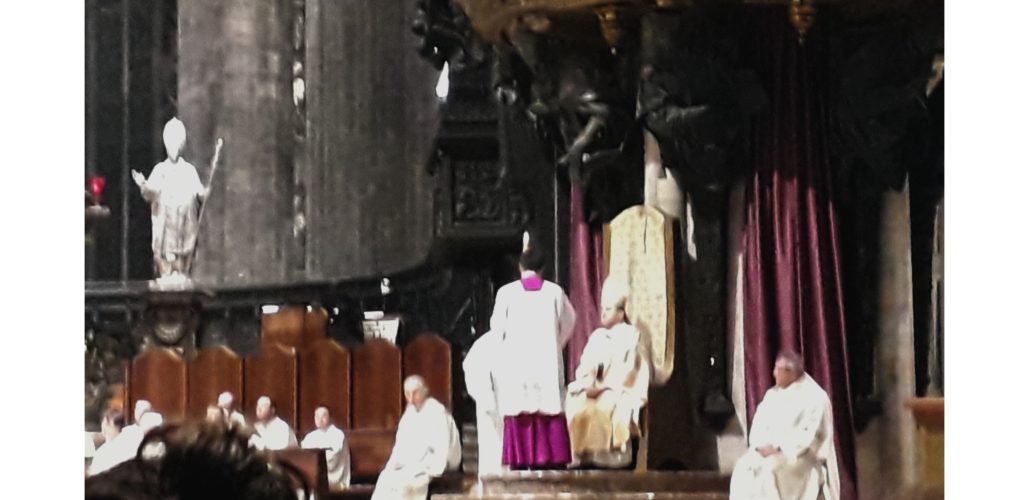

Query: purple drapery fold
[[741, 9, 858, 500], [567, 185, 605, 380], [502, 413, 573, 468]]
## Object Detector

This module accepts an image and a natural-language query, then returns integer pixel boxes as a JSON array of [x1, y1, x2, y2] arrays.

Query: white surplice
[[372, 397, 457, 500], [565, 322, 650, 467], [489, 280, 577, 416], [85, 432, 97, 459], [224, 409, 247, 430], [88, 427, 145, 477], [251, 416, 298, 451], [730, 374, 841, 500], [301, 424, 351, 489], [463, 330, 506, 475]]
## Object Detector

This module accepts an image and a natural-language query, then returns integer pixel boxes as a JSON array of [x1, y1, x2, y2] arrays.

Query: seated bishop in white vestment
[[250, 396, 298, 451], [301, 407, 352, 490], [565, 279, 650, 468], [730, 351, 841, 500], [372, 376, 460, 500], [566, 330, 650, 466]]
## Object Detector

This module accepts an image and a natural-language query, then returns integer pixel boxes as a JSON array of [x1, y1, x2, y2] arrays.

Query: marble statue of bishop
[[131, 117, 208, 281]]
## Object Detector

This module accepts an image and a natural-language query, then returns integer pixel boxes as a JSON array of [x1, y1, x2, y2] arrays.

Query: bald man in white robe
[[250, 396, 298, 451], [301, 407, 351, 490], [117, 400, 152, 437], [730, 351, 841, 500], [372, 376, 459, 500], [217, 391, 247, 430]]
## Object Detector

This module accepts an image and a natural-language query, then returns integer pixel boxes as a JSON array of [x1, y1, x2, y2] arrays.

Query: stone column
[[178, 0, 295, 285], [303, 0, 440, 280], [856, 183, 918, 499]]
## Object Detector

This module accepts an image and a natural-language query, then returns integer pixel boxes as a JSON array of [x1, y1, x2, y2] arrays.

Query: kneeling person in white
[[730, 350, 840, 500], [301, 406, 351, 490], [463, 330, 505, 476], [250, 396, 298, 451], [372, 376, 461, 500]]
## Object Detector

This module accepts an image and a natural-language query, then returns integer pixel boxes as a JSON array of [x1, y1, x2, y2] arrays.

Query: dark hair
[[84, 459, 164, 500], [86, 422, 305, 500], [104, 409, 125, 430], [519, 245, 546, 273], [776, 349, 805, 376]]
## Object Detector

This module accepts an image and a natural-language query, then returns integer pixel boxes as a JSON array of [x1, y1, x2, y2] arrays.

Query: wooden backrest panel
[[262, 306, 329, 350], [244, 343, 298, 427], [303, 307, 329, 345], [298, 339, 351, 436], [261, 306, 307, 349], [402, 333, 452, 408], [272, 448, 328, 497], [186, 346, 243, 420], [347, 429, 396, 480], [352, 339, 402, 429], [128, 348, 187, 422]]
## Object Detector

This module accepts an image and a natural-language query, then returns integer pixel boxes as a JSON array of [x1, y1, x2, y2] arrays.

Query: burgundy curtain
[[741, 10, 858, 500], [567, 185, 605, 380]]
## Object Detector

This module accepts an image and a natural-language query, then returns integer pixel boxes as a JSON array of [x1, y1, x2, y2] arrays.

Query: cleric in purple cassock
[[490, 234, 577, 469]]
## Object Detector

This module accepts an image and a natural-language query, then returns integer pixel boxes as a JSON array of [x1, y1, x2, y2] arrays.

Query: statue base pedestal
[[151, 274, 195, 290]]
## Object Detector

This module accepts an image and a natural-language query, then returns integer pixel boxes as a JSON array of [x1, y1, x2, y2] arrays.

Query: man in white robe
[[205, 404, 223, 422], [372, 376, 459, 500], [301, 406, 352, 490], [250, 396, 298, 451], [85, 431, 97, 468], [86, 409, 121, 476], [118, 399, 153, 437], [566, 279, 650, 468], [490, 236, 577, 469], [730, 351, 841, 500], [462, 330, 506, 476], [90, 410, 164, 476], [218, 391, 248, 430]]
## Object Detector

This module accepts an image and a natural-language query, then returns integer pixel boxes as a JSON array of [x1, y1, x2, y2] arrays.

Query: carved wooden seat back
[[303, 306, 329, 345], [298, 339, 351, 437], [262, 306, 328, 350], [272, 448, 328, 498], [349, 339, 403, 479], [261, 306, 306, 349], [186, 346, 243, 420], [348, 428, 396, 481], [244, 342, 298, 427], [127, 348, 187, 423], [402, 333, 452, 408], [351, 339, 402, 429]]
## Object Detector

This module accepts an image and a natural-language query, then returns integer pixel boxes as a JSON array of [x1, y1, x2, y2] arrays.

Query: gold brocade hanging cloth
[[604, 205, 676, 385]]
